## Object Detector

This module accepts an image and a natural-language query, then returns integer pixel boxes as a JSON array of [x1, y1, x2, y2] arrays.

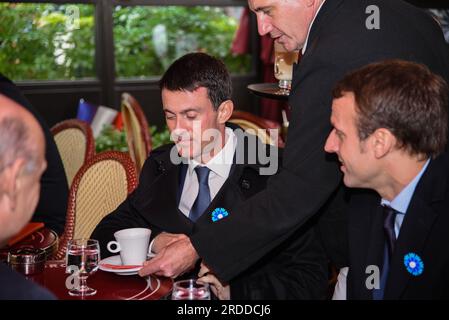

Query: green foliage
[[150, 125, 172, 149], [0, 3, 250, 80], [0, 3, 95, 80], [113, 6, 251, 77], [95, 124, 171, 153], [95, 125, 128, 153]]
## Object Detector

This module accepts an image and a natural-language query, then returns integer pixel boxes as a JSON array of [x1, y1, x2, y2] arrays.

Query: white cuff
[[332, 267, 348, 300]]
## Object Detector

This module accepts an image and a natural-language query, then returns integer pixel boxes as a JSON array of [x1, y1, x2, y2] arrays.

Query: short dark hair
[[159, 52, 232, 110], [333, 59, 449, 158], [0, 117, 36, 176]]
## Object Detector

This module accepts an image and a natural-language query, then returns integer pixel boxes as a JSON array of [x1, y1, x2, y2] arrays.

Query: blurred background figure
[[0, 74, 68, 235], [0, 94, 55, 299]]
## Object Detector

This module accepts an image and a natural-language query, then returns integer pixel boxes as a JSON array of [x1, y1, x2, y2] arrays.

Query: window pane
[[114, 6, 251, 78], [0, 3, 95, 80]]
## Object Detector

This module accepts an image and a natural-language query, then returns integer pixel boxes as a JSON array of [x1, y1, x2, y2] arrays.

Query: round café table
[[31, 260, 173, 300]]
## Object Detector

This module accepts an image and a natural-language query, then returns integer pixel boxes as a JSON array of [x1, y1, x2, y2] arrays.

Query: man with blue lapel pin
[[92, 52, 328, 299], [325, 60, 449, 299]]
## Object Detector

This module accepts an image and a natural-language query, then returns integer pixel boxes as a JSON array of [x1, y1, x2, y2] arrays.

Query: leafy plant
[[95, 124, 171, 153], [0, 4, 250, 80], [0, 3, 95, 80], [95, 124, 128, 153], [150, 125, 171, 149]]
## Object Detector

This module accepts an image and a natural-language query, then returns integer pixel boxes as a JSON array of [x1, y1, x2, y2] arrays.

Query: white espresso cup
[[106, 228, 151, 265]]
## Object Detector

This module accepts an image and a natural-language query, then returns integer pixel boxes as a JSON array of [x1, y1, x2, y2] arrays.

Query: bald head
[[0, 94, 45, 174], [0, 94, 46, 244]]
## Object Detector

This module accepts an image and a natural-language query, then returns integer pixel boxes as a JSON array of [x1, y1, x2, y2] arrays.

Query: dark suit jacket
[[189, 0, 449, 282], [0, 263, 56, 300], [347, 153, 449, 299], [0, 74, 68, 235], [92, 136, 328, 299]]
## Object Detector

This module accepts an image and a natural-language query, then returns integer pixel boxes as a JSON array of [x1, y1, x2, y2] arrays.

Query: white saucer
[[99, 254, 153, 276]]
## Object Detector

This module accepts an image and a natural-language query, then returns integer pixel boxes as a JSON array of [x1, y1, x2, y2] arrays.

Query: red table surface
[[30, 261, 173, 300]]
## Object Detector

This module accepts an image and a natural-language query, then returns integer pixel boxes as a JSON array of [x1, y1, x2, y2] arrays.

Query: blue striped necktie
[[189, 166, 211, 222]]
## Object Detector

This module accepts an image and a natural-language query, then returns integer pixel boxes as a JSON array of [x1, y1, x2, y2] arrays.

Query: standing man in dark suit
[[325, 60, 449, 299], [0, 94, 55, 299], [0, 74, 68, 235], [139, 0, 449, 283], [92, 52, 328, 299]]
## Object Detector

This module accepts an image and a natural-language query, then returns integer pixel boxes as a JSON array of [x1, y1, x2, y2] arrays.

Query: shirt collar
[[381, 159, 430, 214], [188, 127, 236, 178], [302, 0, 326, 54]]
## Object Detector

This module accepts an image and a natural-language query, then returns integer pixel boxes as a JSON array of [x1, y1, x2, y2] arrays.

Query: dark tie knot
[[383, 205, 397, 230], [382, 205, 398, 256], [195, 166, 211, 185]]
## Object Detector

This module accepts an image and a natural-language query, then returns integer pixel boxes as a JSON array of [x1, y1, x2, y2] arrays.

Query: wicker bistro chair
[[121, 92, 152, 175], [51, 119, 95, 187], [229, 110, 285, 147], [53, 151, 138, 260]]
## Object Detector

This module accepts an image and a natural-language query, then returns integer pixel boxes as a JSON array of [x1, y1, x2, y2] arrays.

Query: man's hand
[[138, 236, 199, 278], [152, 232, 186, 254], [198, 263, 230, 300]]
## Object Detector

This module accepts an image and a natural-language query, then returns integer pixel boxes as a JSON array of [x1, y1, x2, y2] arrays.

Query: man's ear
[[372, 128, 396, 159], [0, 158, 26, 212], [217, 100, 234, 124]]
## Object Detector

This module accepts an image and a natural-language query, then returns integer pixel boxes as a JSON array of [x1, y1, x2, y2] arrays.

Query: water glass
[[171, 279, 211, 300], [65, 239, 100, 296]]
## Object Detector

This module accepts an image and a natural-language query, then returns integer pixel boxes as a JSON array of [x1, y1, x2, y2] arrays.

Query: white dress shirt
[[178, 127, 236, 217]]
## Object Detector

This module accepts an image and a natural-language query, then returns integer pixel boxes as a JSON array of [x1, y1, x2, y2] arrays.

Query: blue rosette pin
[[404, 252, 424, 276], [211, 208, 229, 222]]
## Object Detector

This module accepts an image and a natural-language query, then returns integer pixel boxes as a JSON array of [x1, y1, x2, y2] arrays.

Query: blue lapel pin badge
[[404, 252, 424, 276], [211, 208, 229, 222]]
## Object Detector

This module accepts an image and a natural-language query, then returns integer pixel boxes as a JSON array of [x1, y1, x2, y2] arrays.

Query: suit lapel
[[292, 0, 344, 99], [195, 163, 246, 225], [134, 154, 193, 233], [385, 197, 438, 299], [297, 0, 344, 64], [385, 157, 446, 298]]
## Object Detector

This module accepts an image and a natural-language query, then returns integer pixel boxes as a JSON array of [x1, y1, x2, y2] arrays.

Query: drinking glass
[[171, 279, 211, 300], [65, 239, 100, 296], [274, 41, 299, 94]]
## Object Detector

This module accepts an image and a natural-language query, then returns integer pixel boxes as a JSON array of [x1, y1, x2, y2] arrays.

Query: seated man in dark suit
[[0, 94, 55, 300], [325, 59, 449, 299], [92, 52, 328, 299], [0, 74, 68, 235]]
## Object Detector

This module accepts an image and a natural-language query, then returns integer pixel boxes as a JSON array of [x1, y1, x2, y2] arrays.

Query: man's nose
[[174, 117, 185, 131], [257, 14, 272, 36], [324, 130, 337, 153]]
